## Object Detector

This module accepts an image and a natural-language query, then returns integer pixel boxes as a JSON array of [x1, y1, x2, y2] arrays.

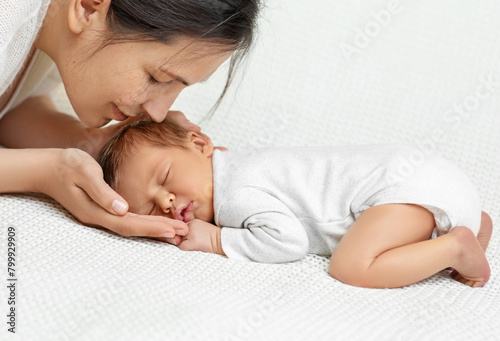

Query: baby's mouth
[[174, 202, 194, 222]]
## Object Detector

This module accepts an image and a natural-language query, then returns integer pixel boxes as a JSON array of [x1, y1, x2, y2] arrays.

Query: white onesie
[[213, 145, 481, 263]]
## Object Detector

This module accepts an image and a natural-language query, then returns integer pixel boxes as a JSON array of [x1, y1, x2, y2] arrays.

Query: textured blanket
[[1, 0, 499, 340]]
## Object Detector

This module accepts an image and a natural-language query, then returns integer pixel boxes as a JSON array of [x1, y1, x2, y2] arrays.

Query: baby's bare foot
[[477, 211, 493, 252], [449, 212, 493, 277], [449, 226, 490, 287]]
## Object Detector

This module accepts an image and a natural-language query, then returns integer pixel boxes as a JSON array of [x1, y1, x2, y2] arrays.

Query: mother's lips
[[112, 103, 128, 121]]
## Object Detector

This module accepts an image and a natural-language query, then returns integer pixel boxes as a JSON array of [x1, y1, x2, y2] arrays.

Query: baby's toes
[[451, 272, 467, 284]]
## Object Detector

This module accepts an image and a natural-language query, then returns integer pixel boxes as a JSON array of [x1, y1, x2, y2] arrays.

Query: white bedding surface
[[2, 1, 500, 340]]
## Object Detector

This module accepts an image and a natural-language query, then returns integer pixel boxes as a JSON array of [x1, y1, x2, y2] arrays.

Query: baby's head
[[98, 119, 215, 223]]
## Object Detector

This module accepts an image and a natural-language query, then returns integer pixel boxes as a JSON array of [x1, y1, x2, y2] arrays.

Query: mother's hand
[[166, 110, 228, 151], [167, 110, 203, 132], [41, 148, 189, 242]]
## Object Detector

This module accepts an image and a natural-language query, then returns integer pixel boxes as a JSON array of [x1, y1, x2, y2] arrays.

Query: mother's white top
[[0, 0, 57, 119]]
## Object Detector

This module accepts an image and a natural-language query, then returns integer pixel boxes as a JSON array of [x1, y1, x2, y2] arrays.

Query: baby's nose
[[157, 192, 176, 216]]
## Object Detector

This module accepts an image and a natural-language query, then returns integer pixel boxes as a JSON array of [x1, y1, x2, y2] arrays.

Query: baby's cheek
[[203, 183, 213, 197]]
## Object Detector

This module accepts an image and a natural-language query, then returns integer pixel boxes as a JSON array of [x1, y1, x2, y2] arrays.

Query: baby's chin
[[193, 208, 215, 223]]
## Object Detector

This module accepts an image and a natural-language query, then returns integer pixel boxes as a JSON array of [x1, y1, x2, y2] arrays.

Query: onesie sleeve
[[218, 186, 309, 263]]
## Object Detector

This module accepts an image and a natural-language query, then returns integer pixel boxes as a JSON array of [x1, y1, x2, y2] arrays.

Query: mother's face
[[60, 38, 232, 128]]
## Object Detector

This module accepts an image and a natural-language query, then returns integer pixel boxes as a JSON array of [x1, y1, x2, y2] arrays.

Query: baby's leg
[[328, 204, 490, 288]]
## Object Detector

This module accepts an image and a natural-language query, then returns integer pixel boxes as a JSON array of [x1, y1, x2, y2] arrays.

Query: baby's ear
[[186, 132, 214, 157]]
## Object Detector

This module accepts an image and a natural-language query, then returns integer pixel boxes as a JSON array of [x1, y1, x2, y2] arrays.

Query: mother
[[0, 0, 259, 242]]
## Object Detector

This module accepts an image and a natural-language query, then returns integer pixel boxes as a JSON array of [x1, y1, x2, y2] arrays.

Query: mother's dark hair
[[104, 0, 261, 115]]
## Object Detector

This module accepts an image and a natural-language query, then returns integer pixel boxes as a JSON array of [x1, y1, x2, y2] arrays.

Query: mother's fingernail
[[175, 229, 186, 236], [161, 232, 174, 239], [112, 199, 127, 214], [189, 124, 201, 131]]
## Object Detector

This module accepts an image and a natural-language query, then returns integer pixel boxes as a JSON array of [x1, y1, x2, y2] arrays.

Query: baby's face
[[115, 135, 214, 223]]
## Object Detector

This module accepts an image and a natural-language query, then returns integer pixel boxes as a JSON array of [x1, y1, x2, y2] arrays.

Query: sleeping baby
[[97, 118, 492, 289]]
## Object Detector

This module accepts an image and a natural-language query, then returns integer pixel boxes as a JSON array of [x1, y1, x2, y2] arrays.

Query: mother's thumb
[[111, 198, 128, 215]]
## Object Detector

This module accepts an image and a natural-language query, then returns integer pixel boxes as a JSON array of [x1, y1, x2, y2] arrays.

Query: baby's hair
[[98, 118, 189, 188]]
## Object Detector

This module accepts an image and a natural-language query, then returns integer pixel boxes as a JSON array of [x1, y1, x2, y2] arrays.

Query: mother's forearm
[[0, 96, 86, 149], [0, 148, 57, 193]]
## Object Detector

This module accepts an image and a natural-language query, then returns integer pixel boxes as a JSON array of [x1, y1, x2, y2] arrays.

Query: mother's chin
[[73, 105, 117, 129]]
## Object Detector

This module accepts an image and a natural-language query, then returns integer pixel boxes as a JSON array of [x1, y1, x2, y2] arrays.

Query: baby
[[97, 119, 492, 289]]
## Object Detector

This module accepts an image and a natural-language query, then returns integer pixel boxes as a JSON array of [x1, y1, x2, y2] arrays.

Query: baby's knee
[[328, 255, 373, 288]]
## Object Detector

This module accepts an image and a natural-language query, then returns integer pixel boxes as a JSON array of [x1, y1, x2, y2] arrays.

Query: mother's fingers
[[100, 211, 189, 238], [214, 146, 229, 151], [165, 111, 226, 150], [167, 111, 201, 132], [81, 176, 129, 216], [69, 193, 188, 242], [66, 150, 130, 216], [153, 234, 183, 246]]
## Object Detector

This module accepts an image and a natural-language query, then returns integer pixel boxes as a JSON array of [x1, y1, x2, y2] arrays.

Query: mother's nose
[[142, 85, 184, 123]]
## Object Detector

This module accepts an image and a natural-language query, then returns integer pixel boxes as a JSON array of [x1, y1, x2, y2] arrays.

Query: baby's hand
[[179, 220, 225, 256]]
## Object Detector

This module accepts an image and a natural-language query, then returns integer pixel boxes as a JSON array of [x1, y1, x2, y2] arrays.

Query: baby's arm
[[178, 186, 308, 262], [216, 187, 309, 263], [178, 187, 308, 263]]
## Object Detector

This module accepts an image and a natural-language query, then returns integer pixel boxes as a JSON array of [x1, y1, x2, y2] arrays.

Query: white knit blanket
[[1, 1, 499, 340]]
